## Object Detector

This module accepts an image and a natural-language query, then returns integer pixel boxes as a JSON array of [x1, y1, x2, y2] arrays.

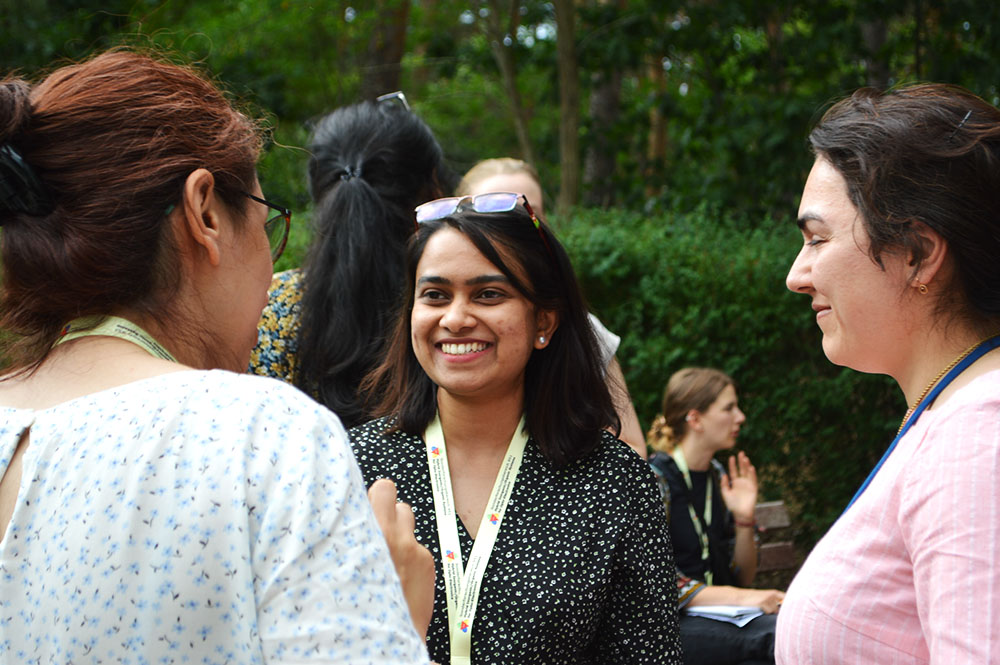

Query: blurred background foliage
[[2, 0, 998, 547]]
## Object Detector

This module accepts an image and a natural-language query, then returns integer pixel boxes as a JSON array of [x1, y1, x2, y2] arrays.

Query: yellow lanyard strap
[[671, 447, 714, 585], [424, 412, 528, 665], [56, 315, 177, 362]]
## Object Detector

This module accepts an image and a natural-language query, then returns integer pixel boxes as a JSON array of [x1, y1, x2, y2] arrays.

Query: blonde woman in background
[[648, 368, 784, 665], [458, 158, 647, 456]]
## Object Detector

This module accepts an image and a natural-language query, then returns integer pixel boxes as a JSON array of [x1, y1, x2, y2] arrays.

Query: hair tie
[[0, 143, 54, 218], [340, 165, 362, 182]]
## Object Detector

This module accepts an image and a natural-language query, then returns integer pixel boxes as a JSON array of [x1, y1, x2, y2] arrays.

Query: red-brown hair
[[0, 50, 262, 371]]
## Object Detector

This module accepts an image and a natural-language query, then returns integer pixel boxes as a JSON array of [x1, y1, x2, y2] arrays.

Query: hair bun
[[0, 79, 52, 218], [0, 143, 53, 217], [646, 413, 676, 453], [0, 79, 33, 139]]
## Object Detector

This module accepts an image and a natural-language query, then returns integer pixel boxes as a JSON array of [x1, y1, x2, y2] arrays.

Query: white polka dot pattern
[[350, 419, 683, 664]]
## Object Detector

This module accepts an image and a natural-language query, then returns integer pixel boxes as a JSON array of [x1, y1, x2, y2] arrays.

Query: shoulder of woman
[[204, 370, 341, 427], [569, 430, 660, 489], [348, 416, 410, 448]]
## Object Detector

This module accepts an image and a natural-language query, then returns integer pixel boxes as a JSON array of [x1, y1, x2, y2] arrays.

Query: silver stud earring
[[539, 336, 546, 345]]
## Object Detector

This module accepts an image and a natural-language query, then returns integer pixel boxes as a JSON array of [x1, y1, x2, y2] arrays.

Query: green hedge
[[1, 203, 901, 548], [261, 201, 904, 548], [555, 206, 903, 548]]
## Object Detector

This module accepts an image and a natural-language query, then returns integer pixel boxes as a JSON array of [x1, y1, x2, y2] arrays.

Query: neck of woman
[[678, 437, 715, 472], [437, 386, 525, 456], [895, 325, 1000, 410]]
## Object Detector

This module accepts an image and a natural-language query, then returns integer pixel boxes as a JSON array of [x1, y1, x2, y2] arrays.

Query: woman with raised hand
[[0, 51, 431, 663], [779, 84, 1000, 663], [250, 96, 454, 428], [648, 367, 782, 665], [350, 192, 682, 664], [457, 157, 648, 457]]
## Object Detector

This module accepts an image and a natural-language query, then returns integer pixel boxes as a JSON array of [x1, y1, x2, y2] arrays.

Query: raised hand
[[368, 478, 436, 641], [719, 451, 758, 524]]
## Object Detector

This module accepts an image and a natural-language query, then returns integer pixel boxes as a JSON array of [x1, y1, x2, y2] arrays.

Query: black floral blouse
[[349, 418, 684, 665]]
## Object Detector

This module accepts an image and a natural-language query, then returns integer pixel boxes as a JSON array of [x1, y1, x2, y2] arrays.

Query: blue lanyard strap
[[845, 334, 1000, 511]]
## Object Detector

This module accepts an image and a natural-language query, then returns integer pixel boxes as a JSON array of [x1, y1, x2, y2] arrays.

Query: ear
[[180, 168, 222, 267], [685, 409, 702, 430], [908, 222, 948, 289], [533, 308, 560, 349]]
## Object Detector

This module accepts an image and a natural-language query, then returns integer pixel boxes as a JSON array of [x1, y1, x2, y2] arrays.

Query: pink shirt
[[777, 370, 1000, 664]]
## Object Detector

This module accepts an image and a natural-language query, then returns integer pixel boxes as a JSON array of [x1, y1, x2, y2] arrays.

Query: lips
[[811, 302, 832, 321]]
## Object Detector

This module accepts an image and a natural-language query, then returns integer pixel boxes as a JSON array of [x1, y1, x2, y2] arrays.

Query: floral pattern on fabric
[[249, 269, 304, 384], [0, 370, 428, 665]]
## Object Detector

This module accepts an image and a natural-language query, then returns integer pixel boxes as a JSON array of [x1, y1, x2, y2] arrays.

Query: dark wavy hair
[[295, 101, 454, 427], [0, 49, 261, 372], [364, 205, 620, 467], [809, 83, 1000, 330]]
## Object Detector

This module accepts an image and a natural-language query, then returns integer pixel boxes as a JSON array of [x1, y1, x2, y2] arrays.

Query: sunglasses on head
[[376, 90, 411, 112], [244, 192, 291, 263], [413, 191, 553, 258]]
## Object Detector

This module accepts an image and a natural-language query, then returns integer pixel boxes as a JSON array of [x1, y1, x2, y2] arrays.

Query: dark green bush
[[0, 202, 902, 549], [555, 206, 903, 548]]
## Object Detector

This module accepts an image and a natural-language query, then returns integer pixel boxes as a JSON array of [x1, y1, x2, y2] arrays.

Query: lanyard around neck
[[671, 446, 714, 585], [424, 412, 528, 665], [56, 315, 178, 362], [845, 334, 1000, 511]]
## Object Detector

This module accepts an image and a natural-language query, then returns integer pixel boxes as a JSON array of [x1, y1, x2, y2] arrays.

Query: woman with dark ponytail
[[250, 98, 454, 427]]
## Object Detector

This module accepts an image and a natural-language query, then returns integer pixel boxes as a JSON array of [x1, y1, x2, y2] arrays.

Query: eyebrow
[[796, 212, 823, 230], [416, 274, 510, 286]]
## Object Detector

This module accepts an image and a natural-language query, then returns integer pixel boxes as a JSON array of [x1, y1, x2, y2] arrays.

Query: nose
[[734, 407, 746, 425], [786, 245, 812, 294], [439, 297, 476, 332]]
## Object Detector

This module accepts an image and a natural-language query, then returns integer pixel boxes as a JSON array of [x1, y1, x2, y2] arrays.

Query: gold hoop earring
[[918, 283, 929, 295]]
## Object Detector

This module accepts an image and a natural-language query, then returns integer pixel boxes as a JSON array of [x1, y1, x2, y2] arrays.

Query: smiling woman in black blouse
[[350, 193, 682, 664]]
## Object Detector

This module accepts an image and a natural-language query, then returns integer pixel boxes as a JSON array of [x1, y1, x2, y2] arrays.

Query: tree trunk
[[861, 18, 889, 90], [483, 0, 536, 166], [554, 0, 580, 211], [361, 0, 410, 100], [645, 55, 667, 201], [583, 69, 621, 207]]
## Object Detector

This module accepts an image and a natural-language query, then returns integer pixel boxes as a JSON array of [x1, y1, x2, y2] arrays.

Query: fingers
[[367, 478, 436, 641], [763, 590, 786, 614], [395, 496, 417, 535], [745, 588, 785, 614], [368, 478, 400, 538]]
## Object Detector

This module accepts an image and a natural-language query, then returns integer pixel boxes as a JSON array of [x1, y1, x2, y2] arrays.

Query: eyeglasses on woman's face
[[244, 192, 291, 263], [413, 191, 553, 258]]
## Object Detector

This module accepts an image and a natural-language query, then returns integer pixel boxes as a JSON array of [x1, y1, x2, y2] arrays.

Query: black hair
[[365, 205, 620, 467], [810, 83, 1000, 329], [295, 100, 456, 427]]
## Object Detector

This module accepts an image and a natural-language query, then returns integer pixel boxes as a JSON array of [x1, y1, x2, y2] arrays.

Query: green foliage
[[556, 206, 903, 547], [2, 0, 995, 544]]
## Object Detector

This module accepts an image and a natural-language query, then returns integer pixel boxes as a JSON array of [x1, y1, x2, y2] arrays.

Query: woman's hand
[[687, 584, 785, 614], [368, 478, 436, 641], [719, 451, 759, 524], [736, 587, 785, 614]]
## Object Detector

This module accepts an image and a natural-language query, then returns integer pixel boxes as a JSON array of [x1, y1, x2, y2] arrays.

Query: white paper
[[684, 604, 764, 628]]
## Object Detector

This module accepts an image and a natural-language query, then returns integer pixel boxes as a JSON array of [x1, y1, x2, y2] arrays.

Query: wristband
[[733, 518, 756, 528]]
